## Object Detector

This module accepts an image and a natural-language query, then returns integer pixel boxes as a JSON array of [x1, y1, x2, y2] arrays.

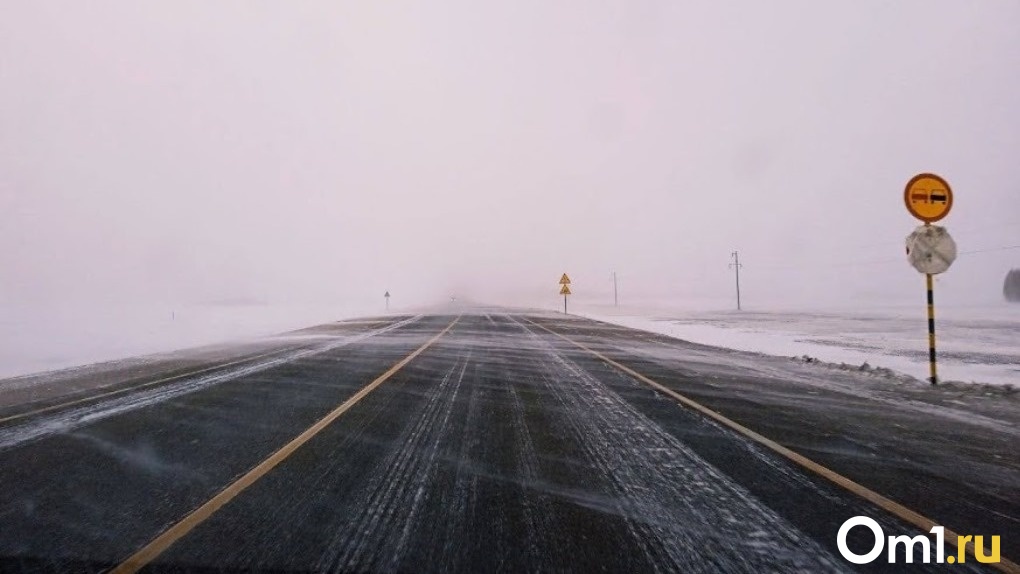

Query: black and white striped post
[[904, 173, 955, 386], [925, 271, 937, 385]]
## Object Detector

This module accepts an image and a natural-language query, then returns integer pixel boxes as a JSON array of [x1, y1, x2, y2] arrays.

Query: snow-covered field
[[4, 298, 1018, 389], [0, 302, 386, 379], [577, 302, 1020, 387]]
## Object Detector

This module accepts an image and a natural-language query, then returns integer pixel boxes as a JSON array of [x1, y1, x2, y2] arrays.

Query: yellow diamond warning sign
[[905, 173, 953, 223], [559, 284, 571, 295], [559, 273, 571, 285]]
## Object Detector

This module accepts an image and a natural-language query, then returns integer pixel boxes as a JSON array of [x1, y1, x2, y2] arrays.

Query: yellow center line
[[110, 315, 460, 574], [523, 317, 1019, 574], [0, 317, 408, 426]]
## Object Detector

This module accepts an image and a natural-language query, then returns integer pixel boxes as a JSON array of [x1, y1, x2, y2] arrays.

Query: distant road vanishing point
[[0, 308, 1016, 573]]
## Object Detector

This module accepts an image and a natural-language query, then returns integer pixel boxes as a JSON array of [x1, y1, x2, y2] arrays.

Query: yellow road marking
[[0, 318, 406, 426], [111, 316, 460, 574], [0, 348, 298, 426], [525, 317, 1020, 574]]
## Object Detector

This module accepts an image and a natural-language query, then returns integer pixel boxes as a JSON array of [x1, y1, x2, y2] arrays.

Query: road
[[0, 310, 1016, 573]]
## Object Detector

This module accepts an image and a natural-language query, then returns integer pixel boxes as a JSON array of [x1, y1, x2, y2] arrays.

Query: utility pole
[[613, 271, 618, 307], [729, 251, 742, 311]]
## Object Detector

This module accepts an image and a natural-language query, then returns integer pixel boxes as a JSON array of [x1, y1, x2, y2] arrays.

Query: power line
[[746, 244, 1019, 273], [958, 245, 1020, 255], [800, 217, 1020, 254], [746, 217, 1019, 269]]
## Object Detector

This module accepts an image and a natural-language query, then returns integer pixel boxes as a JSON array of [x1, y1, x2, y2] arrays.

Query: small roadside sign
[[906, 225, 957, 275], [901, 173, 956, 386], [558, 273, 571, 314], [904, 173, 953, 223]]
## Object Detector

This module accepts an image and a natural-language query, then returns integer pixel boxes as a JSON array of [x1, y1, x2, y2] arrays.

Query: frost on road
[[155, 314, 851, 572], [0, 312, 1012, 573]]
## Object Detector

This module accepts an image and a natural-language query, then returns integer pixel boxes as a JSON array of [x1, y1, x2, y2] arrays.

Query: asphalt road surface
[[0, 310, 1016, 573]]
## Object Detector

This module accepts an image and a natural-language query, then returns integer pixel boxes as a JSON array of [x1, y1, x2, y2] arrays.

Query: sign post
[[903, 173, 955, 385], [559, 273, 571, 314]]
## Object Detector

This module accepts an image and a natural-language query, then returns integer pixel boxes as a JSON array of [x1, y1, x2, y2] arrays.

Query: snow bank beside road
[[579, 306, 1020, 387]]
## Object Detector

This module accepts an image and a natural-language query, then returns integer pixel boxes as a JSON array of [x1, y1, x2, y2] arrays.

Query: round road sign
[[905, 224, 957, 275], [904, 173, 953, 223]]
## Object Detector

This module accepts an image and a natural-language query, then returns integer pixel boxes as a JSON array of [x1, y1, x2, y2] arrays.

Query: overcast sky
[[2, 1, 1018, 311]]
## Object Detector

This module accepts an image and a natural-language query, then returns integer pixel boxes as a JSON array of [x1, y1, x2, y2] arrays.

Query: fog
[[3, 1, 1019, 315]]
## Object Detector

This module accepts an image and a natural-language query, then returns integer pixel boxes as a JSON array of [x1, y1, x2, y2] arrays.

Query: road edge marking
[[0, 316, 419, 426], [0, 350, 294, 425], [110, 315, 459, 574], [524, 317, 1019, 574]]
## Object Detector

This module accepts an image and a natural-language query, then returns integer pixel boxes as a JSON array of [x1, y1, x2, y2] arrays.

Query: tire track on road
[[509, 316, 848, 573], [111, 316, 458, 574], [437, 356, 485, 568], [506, 381, 555, 567], [0, 316, 423, 451], [317, 344, 471, 572]]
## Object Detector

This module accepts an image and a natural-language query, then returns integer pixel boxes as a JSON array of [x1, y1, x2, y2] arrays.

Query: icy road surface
[[0, 311, 1014, 572]]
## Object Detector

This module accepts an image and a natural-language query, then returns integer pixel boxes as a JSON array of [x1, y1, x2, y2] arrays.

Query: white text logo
[[837, 516, 1000, 565]]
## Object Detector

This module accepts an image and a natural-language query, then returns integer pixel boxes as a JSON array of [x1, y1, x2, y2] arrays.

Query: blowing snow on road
[[0, 310, 1015, 572]]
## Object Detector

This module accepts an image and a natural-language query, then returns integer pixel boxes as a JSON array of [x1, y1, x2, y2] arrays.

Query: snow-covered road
[[0, 311, 1013, 572]]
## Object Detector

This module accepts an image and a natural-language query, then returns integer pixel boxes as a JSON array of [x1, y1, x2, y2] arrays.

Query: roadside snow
[[0, 302, 383, 379], [578, 305, 1020, 387]]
